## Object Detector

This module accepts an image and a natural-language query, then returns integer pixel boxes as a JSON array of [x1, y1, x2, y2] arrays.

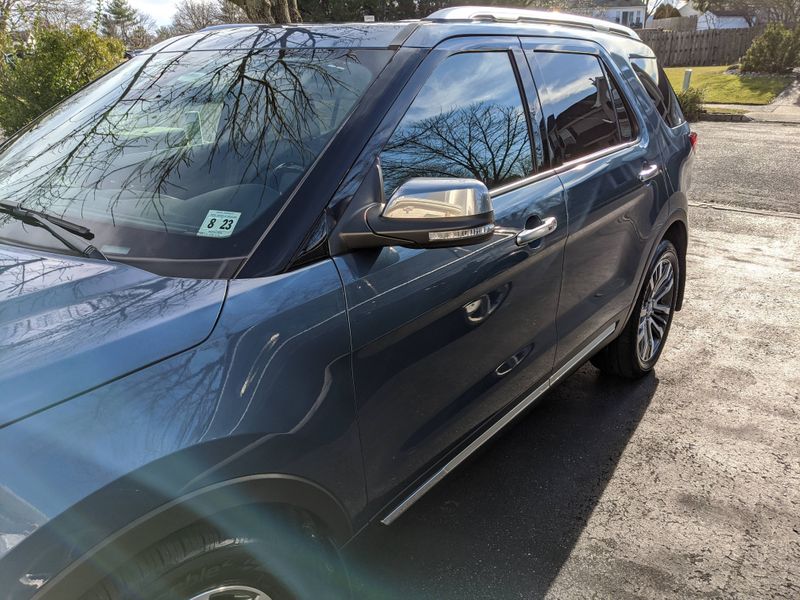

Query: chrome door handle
[[639, 163, 660, 181], [516, 216, 557, 246]]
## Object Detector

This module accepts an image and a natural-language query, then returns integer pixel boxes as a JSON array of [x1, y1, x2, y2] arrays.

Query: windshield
[[0, 47, 387, 276]]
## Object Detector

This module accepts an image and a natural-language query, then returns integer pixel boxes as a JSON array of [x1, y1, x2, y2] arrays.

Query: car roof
[[145, 7, 654, 60]]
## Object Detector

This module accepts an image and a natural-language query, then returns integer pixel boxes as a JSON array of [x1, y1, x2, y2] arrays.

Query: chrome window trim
[[380, 322, 617, 525], [555, 139, 640, 175], [490, 139, 638, 197]]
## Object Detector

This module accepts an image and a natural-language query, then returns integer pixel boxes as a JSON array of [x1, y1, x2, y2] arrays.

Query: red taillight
[[689, 131, 698, 152]]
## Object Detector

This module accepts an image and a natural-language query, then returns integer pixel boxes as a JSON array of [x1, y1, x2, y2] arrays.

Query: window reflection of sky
[[534, 53, 604, 120], [406, 53, 524, 122]]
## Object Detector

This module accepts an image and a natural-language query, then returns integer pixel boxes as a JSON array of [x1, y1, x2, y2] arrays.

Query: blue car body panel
[[0, 247, 227, 426]]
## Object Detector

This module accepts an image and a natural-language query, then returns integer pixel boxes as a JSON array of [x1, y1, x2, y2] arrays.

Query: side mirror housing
[[338, 177, 495, 252]]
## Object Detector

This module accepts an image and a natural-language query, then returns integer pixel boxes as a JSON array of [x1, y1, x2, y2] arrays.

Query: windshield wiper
[[0, 201, 107, 261]]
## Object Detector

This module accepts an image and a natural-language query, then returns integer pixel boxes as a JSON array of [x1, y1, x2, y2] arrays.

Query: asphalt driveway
[[346, 122, 800, 599]]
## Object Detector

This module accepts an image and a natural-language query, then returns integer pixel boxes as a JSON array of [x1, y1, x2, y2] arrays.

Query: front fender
[[0, 259, 363, 599], [21, 473, 351, 600]]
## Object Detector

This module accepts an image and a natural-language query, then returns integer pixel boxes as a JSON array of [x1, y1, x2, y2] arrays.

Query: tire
[[591, 239, 680, 379], [80, 507, 350, 600]]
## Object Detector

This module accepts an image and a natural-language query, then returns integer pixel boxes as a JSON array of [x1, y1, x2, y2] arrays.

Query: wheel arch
[[620, 209, 688, 332], [33, 474, 352, 600], [661, 215, 688, 311]]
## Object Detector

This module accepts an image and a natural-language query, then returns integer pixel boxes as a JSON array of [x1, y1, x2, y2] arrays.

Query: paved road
[[345, 122, 800, 599], [690, 122, 800, 214]]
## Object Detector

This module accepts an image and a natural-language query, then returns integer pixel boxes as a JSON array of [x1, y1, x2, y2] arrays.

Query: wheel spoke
[[653, 301, 671, 315], [652, 262, 668, 291], [638, 321, 648, 357], [650, 317, 664, 338], [653, 279, 673, 302], [651, 312, 668, 328]]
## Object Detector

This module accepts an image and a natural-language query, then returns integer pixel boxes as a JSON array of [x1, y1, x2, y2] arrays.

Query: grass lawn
[[664, 65, 793, 105]]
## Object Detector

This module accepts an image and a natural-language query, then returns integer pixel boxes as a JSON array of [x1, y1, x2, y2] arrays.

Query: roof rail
[[199, 23, 265, 32], [425, 6, 640, 40]]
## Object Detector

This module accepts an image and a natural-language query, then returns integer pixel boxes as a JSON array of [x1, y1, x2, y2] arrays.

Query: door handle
[[639, 163, 660, 181], [516, 216, 557, 246]]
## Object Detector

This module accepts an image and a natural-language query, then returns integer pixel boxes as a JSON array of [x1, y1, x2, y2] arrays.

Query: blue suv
[[0, 7, 694, 599]]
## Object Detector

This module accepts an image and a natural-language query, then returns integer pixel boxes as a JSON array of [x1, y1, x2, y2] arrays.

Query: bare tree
[[32, 0, 93, 28], [382, 102, 534, 192], [218, 0, 247, 21], [172, 0, 223, 34], [226, 0, 300, 24], [0, 0, 94, 33]]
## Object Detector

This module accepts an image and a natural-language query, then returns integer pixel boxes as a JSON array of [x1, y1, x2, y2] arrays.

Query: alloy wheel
[[637, 255, 675, 364], [188, 586, 273, 600]]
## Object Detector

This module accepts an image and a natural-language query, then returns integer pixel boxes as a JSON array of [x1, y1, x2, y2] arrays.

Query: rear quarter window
[[631, 57, 685, 128]]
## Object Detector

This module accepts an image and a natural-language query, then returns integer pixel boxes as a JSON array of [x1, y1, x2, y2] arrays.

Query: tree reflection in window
[[381, 52, 537, 195], [0, 28, 386, 264]]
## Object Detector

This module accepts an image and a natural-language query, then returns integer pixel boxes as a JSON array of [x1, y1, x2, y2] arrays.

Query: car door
[[331, 38, 568, 512], [522, 41, 672, 365]]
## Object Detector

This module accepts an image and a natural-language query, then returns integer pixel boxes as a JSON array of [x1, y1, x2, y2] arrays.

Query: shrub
[[654, 4, 681, 19], [740, 23, 800, 74], [677, 87, 705, 121], [0, 26, 125, 134]]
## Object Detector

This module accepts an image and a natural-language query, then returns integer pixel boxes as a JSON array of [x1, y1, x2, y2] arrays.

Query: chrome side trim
[[550, 323, 617, 383], [380, 322, 617, 525], [490, 141, 639, 198]]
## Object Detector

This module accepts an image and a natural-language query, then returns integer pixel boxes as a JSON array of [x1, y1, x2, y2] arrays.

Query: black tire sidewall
[[83, 517, 350, 600], [142, 542, 293, 600]]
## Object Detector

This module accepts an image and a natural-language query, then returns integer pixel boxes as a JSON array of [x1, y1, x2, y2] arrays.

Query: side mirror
[[339, 177, 495, 251]]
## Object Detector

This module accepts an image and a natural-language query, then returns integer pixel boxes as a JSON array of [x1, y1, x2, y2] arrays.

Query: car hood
[[0, 245, 227, 427]]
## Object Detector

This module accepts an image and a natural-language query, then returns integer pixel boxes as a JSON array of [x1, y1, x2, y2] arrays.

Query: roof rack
[[199, 23, 264, 32], [425, 6, 640, 40]]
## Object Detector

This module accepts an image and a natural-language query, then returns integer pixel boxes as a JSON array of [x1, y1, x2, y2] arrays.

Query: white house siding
[[696, 13, 751, 29], [593, 6, 645, 27]]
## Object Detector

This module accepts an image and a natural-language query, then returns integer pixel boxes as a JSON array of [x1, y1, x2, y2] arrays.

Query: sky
[[129, 0, 179, 26]]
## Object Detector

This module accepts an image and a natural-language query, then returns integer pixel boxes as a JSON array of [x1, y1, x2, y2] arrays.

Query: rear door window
[[380, 51, 538, 195], [528, 52, 636, 165]]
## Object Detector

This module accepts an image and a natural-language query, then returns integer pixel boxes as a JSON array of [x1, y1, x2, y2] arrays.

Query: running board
[[380, 322, 617, 525]]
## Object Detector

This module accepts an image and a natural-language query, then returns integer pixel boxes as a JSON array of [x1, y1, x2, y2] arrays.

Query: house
[[583, 0, 647, 28], [674, 0, 753, 29]]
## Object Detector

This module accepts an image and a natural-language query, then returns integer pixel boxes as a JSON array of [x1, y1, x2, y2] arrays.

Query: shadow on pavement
[[345, 364, 659, 600]]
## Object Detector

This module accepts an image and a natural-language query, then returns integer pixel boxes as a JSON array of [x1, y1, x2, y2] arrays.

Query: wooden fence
[[639, 26, 764, 66]]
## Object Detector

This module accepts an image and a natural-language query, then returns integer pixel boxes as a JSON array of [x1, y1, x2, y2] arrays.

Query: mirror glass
[[382, 178, 491, 220]]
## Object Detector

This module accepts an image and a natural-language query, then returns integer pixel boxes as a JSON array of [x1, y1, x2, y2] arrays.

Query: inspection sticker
[[197, 210, 241, 238]]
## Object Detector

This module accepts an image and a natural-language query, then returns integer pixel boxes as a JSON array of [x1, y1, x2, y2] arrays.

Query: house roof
[[708, 9, 751, 17]]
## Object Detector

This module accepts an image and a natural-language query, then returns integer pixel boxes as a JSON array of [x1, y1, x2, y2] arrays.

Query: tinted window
[[608, 72, 636, 142], [0, 48, 387, 265], [632, 57, 685, 128], [532, 52, 628, 163], [381, 52, 536, 195]]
